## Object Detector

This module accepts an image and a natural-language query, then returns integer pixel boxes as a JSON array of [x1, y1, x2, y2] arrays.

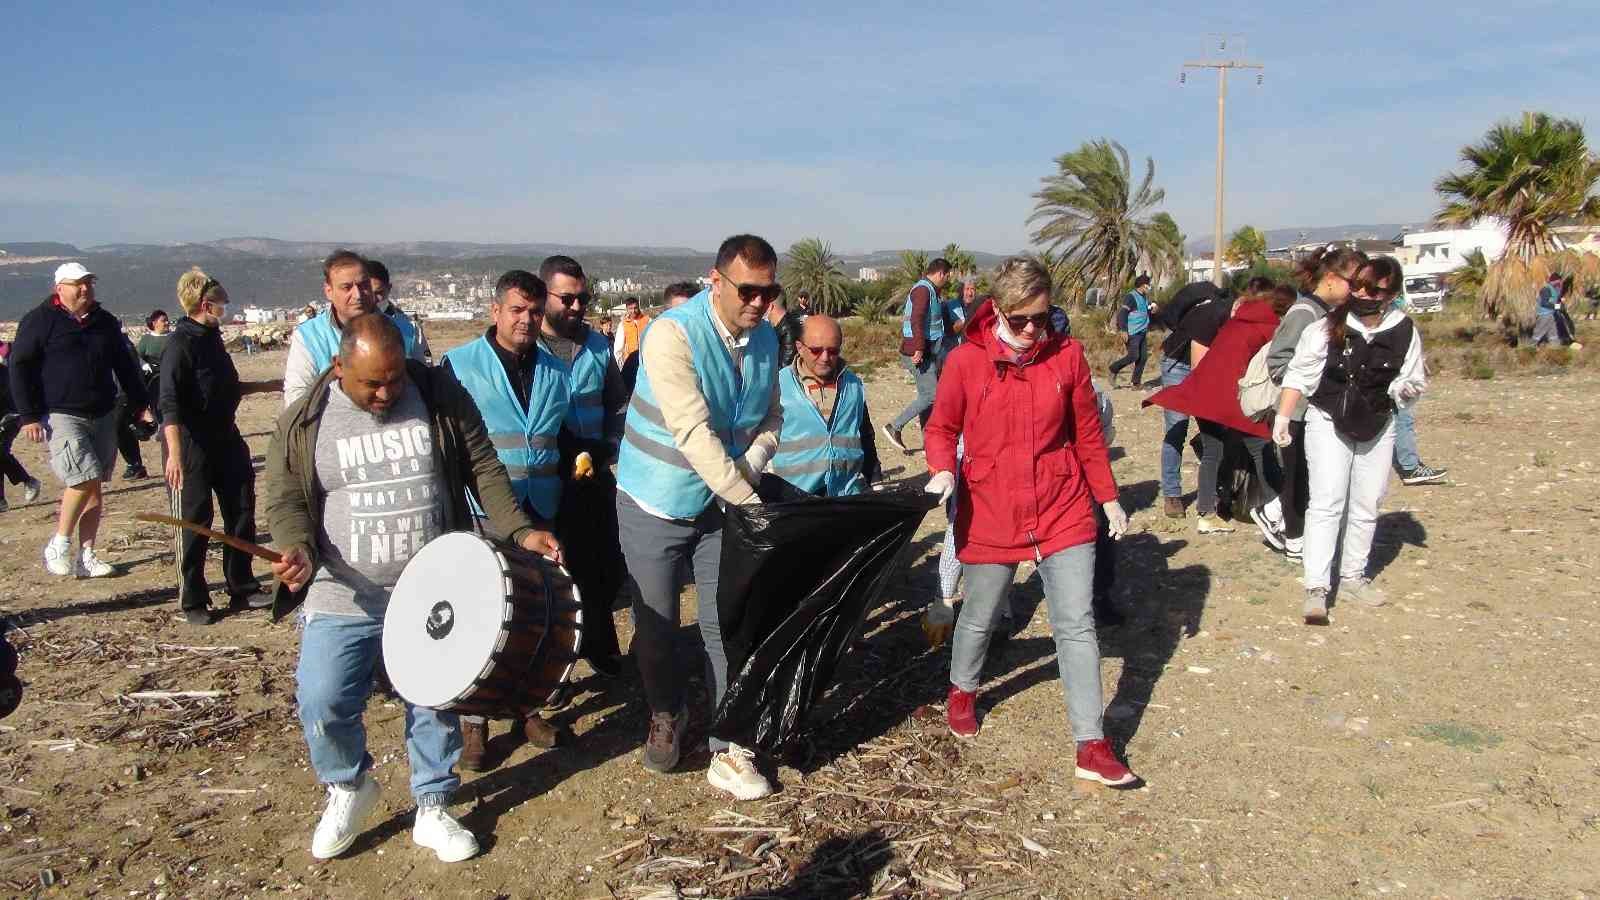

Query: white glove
[[1397, 383, 1422, 402], [925, 470, 955, 505], [1272, 414, 1293, 448], [922, 597, 955, 648], [1102, 500, 1129, 540]]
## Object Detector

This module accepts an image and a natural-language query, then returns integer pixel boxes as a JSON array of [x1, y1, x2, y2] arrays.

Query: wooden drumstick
[[134, 513, 283, 564]]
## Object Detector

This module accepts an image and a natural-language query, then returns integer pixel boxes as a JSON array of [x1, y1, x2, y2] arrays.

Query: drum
[[382, 531, 584, 718]]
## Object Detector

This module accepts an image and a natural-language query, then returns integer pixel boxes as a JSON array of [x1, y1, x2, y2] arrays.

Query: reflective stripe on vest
[[616, 288, 778, 518], [900, 278, 944, 343], [441, 335, 569, 519], [560, 329, 611, 441], [768, 365, 866, 497], [295, 307, 419, 375]]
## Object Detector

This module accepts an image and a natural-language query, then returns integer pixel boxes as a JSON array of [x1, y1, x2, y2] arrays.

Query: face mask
[[994, 315, 1036, 352], [1348, 296, 1386, 317]]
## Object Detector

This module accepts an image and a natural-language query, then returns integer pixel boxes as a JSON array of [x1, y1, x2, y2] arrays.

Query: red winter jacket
[[925, 300, 1118, 565], [1143, 299, 1280, 439]]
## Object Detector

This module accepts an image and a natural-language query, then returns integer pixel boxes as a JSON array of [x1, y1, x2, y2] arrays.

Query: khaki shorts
[[47, 411, 118, 486]]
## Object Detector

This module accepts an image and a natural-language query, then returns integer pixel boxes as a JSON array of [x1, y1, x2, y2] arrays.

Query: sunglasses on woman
[[1351, 280, 1398, 300], [717, 270, 783, 304], [1005, 311, 1052, 332]]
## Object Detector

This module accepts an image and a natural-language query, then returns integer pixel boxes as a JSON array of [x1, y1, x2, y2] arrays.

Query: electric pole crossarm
[[1179, 44, 1265, 287]]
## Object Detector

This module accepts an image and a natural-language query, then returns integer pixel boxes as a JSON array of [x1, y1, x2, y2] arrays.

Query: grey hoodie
[[1267, 292, 1332, 385]]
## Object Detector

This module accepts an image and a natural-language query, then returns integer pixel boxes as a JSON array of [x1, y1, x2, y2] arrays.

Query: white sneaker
[[707, 744, 774, 801], [311, 772, 381, 860], [1284, 536, 1304, 561], [412, 804, 479, 862], [22, 479, 42, 504], [1340, 577, 1388, 608], [76, 547, 114, 578], [44, 538, 72, 576]]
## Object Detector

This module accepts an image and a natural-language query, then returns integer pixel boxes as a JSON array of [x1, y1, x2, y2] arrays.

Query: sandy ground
[[0, 330, 1597, 898]]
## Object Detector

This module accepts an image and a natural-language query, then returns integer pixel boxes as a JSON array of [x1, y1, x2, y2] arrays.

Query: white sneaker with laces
[[311, 772, 381, 859], [707, 743, 774, 801], [76, 547, 114, 578], [412, 804, 479, 862], [1284, 536, 1304, 561], [23, 479, 42, 504], [44, 538, 72, 576]]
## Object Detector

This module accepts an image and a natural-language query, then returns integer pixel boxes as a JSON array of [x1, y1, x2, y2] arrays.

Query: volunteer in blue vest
[[882, 257, 953, 454], [769, 314, 879, 497], [535, 255, 628, 681], [283, 250, 425, 409], [1108, 274, 1156, 388], [368, 259, 432, 364], [439, 269, 572, 770], [616, 234, 785, 801]]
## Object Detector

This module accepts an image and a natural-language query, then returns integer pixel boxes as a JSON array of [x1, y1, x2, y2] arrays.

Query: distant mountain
[[0, 242, 82, 257], [1186, 223, 1428, 255]]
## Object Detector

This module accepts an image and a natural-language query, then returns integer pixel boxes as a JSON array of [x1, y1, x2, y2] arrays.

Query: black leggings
[[1196, 419, 1280, 517], [0, 416, 32, 501]]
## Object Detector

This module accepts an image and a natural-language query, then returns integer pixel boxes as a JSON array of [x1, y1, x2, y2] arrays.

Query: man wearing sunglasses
[[768, 315, 879, 497], [440, 270, 572, 768], [535, 256, 628, 681], [884, 257, 953, 453], [616, 234, 785, 801]]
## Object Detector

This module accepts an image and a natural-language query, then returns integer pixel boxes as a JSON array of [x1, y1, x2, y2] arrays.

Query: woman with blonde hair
[[923, 256, 1140, 788], [159, 268, 281, 625]]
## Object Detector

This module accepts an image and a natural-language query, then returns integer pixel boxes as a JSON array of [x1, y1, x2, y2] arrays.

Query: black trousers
[[1278, 419, 1310, 540], [163, 430, 259, 610], [557, 476, 624, 662], [115, 396, 144, 471], [0, 416, 31, 500], [1108, 332, 1148, 384]]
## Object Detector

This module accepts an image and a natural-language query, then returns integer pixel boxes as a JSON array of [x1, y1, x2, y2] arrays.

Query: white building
[[241, 306, 289, 324], [1400, 220, 1507, 278], [858, 267, 882, 282]]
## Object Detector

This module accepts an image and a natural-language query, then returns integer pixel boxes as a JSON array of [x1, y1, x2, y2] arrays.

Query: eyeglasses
[[1351, 281, 1398, 301], [716, 270, 783, 304], [1005, 311, 1052, 332], [550, 291, 591, 307], [803, 344, 842, 358]]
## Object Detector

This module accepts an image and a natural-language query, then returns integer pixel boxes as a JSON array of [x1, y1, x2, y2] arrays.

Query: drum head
[[382, 532, 510, 709]]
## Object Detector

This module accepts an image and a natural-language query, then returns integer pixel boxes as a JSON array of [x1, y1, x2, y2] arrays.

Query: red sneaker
[[947, 685, 978, 738], [1074, 738, 1142, 789]]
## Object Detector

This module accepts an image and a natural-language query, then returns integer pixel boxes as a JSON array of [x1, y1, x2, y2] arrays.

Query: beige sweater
[[637, 306, 783, 509]]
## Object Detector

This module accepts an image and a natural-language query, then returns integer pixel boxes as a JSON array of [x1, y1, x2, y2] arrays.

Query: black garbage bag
[[710, 475, 938, 752]]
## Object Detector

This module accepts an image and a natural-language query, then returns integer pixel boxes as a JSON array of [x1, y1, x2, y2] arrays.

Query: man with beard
[[535, 256, 627, 679], [266, 313, 561, 862], [439, 270, 572, 769]]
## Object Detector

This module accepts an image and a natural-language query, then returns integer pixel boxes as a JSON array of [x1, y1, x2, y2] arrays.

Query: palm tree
[[939, 243, 978, 279], [780, 238, 851, 315], [1224, 225, 1267, 266], [880, 249, 930, 311], [1149, 213, 1186, 284], [1435, 112, 1600, 325], [1028, 139, 1182, 306], [1445, 248, 1488, 309]]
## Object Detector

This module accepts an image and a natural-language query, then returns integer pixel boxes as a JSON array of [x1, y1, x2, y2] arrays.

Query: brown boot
[[1163, 496, 1185, 519], [523, 713, 559, 749], [460, 720, 490, 772]]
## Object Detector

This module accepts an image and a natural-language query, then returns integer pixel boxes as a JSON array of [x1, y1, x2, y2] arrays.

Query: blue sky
[[4, 0, 1597, 253]]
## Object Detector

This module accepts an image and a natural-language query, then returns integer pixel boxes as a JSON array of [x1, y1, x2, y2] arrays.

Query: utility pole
[[1181, 36, 1263, 287]]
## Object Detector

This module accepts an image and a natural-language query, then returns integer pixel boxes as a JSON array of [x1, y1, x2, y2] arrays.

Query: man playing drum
[[439, 270, 572, 768], [616, 234, 784, 801], [266, 313, 562, 863]]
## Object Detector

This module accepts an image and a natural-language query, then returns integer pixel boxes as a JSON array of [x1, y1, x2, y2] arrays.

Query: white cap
[[53, 262, 94, 285]]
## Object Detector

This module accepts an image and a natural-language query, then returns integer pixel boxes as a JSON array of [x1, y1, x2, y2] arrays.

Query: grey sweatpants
[[616, 490, 733, 752]]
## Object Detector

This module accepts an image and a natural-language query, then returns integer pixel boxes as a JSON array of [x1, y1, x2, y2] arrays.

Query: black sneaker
[[228, 590, 273, 610], [881, 423, 909, 454], [1399, 463, 1447, 485], [124, 465, 150, 480], [184, 607, 213, 626]]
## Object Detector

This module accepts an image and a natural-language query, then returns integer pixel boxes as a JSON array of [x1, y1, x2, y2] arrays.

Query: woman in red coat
[[1145, 286, 1294, 541], [923, 257, 1139, 789]]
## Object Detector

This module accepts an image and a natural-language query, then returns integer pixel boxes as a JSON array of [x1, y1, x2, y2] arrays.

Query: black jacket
[[7, 300, 149, 424], [772, 313, 802, 367], [158, 317, 242, 446]]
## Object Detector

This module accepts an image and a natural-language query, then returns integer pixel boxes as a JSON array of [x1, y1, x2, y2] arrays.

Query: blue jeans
[[950, 542, 1104, 741], [1159, 358, 1192, 498], [890, 353, 941, 433], [295, 612, 462, 804], [1391, 405, 1420, 472]]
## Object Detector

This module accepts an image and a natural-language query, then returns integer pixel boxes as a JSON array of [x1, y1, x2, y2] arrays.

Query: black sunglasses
[[550, 291, 591, 307], [1005, 311, 1052, 332], [717, 269, 783, 304]]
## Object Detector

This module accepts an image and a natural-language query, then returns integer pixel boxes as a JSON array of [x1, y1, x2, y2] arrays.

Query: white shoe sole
[[1249, 508, 1286, 551], [412, 831, 479, 863], [1196, 521, 1235, 534], [1073, 766, 1140, 788], [1400, 472, 1446, 485], [311, 781, 380, 860], [707, 768, 774, 801]]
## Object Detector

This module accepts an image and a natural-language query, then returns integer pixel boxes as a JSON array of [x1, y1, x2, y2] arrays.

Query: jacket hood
[[1230, 299, 1280, 326], [962, 298, 1065, 364]]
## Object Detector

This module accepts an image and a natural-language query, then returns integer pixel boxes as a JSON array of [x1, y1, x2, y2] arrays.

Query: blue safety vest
[[901, 278, 944, 344], [557, 328, 613, 442], [617, 289, 778, 519], [769, 365, 867, 497], [1124, 291, 1151, 335], [441, 335, 569, 519], [295, 306, 420, 374]]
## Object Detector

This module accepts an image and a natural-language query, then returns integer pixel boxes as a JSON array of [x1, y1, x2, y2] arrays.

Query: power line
[[1181, 34, 1264, 287]]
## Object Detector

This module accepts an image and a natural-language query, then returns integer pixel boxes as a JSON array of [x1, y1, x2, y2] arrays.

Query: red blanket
[[1144, 300, 1280, 438]]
